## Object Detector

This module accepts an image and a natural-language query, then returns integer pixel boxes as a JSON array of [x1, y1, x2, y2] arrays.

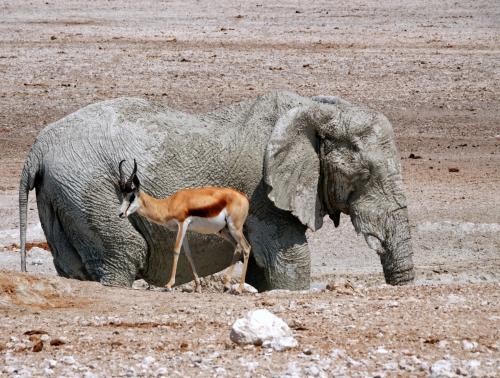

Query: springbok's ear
[[264, 106, 327, 231]]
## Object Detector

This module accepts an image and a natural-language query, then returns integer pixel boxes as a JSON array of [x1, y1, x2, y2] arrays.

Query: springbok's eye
[[129, 193, 136, 203]]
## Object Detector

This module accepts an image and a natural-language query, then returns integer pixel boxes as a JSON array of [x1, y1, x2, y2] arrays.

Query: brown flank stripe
[[188, 198, 226, 218]]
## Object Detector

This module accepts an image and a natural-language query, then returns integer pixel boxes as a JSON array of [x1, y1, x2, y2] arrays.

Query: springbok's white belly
[[188, 208, 227, 234]]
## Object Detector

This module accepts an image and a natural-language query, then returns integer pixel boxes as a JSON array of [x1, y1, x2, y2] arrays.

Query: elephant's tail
[[19, 149, 40, 272]]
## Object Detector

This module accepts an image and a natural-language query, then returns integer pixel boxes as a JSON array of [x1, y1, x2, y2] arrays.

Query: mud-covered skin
[[19, 91, 414, 290]]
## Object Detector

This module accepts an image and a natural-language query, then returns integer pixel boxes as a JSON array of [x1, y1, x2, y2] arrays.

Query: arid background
[[0, 0, 499, 376]]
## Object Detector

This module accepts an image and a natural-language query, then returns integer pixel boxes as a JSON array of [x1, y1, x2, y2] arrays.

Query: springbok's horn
[[125, 159, 138, 188], [118, 159, 126, 189]]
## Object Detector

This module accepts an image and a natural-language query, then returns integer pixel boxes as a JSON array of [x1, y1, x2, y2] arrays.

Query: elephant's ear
[[264, 106, 326, 231]]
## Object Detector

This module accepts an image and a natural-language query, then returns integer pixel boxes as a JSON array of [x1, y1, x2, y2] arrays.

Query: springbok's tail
[[19, 154, 39, 272]]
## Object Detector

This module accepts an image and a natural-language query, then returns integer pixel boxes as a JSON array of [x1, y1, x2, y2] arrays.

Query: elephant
[[19, 90, 415, 291]]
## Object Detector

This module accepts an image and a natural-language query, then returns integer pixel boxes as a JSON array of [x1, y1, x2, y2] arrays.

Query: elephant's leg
[[80, 184, 148, 287], [37, 197, 94, 280], [246, 211, 310, 291], [98, 245, 142, 287]]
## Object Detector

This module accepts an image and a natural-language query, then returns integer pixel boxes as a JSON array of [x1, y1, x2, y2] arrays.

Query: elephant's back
[[31, 97, 215, 188], [36, 97, 209, 147]]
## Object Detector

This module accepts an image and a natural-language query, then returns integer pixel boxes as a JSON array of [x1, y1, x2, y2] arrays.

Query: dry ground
[[0, 0, 499, 376]]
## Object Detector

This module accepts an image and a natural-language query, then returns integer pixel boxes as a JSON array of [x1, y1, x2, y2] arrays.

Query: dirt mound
[[0, 270, 75, 309]]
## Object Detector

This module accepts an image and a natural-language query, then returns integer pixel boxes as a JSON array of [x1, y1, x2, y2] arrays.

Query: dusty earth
[[0, 0, 499, 376]]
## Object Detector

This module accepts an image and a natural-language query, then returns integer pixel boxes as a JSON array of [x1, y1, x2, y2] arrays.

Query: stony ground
[[0, 0, 499, 377], [1, 271, 499, 377]]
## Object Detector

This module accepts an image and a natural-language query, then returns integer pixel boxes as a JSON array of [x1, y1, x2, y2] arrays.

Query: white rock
[[304, 364, 321, 376], [46, 359, 57, 368], [43, 367, 54, 376], [437, 340, 448, 349], [383, 362, 398, 370], [209, 351, 221, 359], [214, 366, 226, 375], [239, 358, 259, 371], [329, 349, 345, 359], [155, 367, 168, 376], [263, 336, 298, 351], [284, 361, 302, 377], [462, 340, 478, 351], [466, 359, 480, 368], [346, 357, 361, 367], [272, 305, 286, 313], [419, 361, 429, 372], [4, 366, 17, 374], [399, 359, 413, 371], [124, 367, 136, 377], [229, 283, 258, 294], [230, 309, 298, 351], [430, 360, 454, 377], [16, 368, 33, 377], [141, 356, 156, 366], [62, 355, 76, 365]]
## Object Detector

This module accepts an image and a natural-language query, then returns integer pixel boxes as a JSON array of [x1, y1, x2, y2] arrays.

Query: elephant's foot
[[384, 267, 415, 286], [245, 254, 268, 291], [245, 252, 310, 291]]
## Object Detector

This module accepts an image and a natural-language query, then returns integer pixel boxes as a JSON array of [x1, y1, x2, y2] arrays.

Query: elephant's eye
[[322, 139, 335, 155]]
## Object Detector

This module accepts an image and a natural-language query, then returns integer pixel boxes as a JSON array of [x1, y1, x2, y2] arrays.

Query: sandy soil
[[0, 0, 499, 376]]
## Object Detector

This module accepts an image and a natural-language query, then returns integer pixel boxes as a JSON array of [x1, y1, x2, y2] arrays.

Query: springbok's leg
[[237, 232, 252, 293], [226, 220, 253, 294], [219, 228, 240, 292], [230, 230, 251, 294], [182, 237, 201, 293], [166, 221, 188, 291]]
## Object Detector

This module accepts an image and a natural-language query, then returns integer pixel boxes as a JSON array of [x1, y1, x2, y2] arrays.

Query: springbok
[[118, 160, 252, 294]]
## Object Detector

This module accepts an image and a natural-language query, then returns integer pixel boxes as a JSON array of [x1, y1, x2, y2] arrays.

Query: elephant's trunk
[[351, 204, 415, 286], [378, 207, 415, 285]]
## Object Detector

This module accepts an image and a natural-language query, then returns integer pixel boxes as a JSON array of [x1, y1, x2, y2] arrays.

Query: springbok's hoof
[[223, 286, 231, 293], [164, 286, 173, 292], [195, 286, 202, 294]]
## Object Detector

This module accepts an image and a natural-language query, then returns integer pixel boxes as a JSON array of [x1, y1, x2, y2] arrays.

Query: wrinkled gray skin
[[19, 91, 414, 290]]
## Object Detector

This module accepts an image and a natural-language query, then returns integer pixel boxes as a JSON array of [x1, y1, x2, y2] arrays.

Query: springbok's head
[[118, 159, 141, 218]]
